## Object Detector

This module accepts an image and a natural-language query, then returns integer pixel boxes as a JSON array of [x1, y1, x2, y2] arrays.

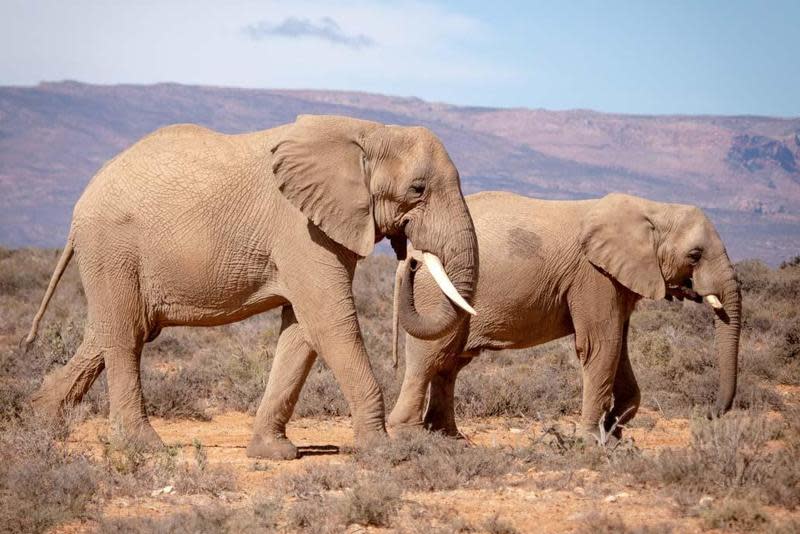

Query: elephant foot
[[110, 418, 165, 452], [31, 389, 64, 422], [578, 425, 622, 449], [353, 429, 389, 451], [423, 412, 461, 438], [387, 420, 426, 439], [247, 434, 299, 460], [386, 410, 424, 434], [424, 420, 461, 438]]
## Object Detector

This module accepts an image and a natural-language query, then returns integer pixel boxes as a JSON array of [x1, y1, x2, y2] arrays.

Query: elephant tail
[[392, 259, 405, 369], [23, 234, 75, 350]]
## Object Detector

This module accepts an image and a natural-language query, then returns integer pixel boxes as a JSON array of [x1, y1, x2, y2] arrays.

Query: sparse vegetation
[[2, 248, 800, 531], [0, 415, 98, 533]]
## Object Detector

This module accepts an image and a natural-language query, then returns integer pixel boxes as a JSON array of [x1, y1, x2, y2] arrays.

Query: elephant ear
[[580, 193, 666, 300], [271, 115, 381, 257]]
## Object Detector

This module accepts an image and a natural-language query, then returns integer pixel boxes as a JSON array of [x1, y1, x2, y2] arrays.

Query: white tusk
[[422, 252, 477, 316], [705, 294, 723, 309]]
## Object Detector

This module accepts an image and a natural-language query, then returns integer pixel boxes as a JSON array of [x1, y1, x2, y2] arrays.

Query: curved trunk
[[711, 275, 741, 416], [397, 200, 478, 341], [398, 259, 460, 339]]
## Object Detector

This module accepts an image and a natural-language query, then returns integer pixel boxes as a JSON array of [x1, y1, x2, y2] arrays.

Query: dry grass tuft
[[630, 410, 799, 508], [0, 416, 98, 533], [354, 430, 516, 491]]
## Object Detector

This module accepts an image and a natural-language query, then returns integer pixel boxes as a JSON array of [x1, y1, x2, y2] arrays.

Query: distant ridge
[[1, 82, 798, 263]]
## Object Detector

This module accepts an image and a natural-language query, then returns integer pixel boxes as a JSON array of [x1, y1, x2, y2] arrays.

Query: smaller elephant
[[388, 191, 741, 442]]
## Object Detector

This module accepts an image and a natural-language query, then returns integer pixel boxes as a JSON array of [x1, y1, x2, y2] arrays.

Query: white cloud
[[242, 16, 376, 49], [0, 0, 519, 104]]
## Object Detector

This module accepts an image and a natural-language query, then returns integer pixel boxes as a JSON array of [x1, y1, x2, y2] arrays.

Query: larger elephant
[[389, 191, 740, 441], [25, 115, 478, 459]]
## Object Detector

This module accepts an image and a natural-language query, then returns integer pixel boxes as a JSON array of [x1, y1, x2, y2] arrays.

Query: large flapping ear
[[271, 115, 381, 257], [580, 193, 666, 300]]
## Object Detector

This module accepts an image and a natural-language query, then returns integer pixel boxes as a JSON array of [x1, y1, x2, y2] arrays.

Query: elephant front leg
[[292, 303, 386, 448], [248, 307, 317, 460], [388, 337, 439, 432], [607, 323, 640, 438], [575, 325, 624, 445], [424, 356, 471, 437]]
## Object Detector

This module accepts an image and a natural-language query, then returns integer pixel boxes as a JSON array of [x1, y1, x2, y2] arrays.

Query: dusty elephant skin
[[389, 191, 741, 441], [24, 115, 478, 459]]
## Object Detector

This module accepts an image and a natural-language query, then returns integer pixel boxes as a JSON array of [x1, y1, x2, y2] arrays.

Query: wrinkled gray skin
[[389, 192, 741, 441], [25, 115, 478, 459]]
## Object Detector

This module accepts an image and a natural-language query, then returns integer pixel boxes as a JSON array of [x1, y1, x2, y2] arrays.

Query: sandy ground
[[53, 409, 715, 533], [39, 386, 800, 532]]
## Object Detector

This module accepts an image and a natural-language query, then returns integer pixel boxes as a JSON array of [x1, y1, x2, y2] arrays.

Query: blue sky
[[1, 1, 797, 116]]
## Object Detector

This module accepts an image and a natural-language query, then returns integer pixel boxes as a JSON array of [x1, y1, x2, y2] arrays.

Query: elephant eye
[[688, 248, 703, 263], [409, 182, 426, 197]]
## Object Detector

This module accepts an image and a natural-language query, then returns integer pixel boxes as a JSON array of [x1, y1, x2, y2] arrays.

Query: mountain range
[[1, 81, 798, 264]]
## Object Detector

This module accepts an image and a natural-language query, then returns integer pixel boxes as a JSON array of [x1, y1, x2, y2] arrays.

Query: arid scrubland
[[1, 248, 799, 533]]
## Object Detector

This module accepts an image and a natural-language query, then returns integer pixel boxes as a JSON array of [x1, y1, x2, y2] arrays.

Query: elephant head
[[580, 193, 741, 417], [271, 115, 477, 339]]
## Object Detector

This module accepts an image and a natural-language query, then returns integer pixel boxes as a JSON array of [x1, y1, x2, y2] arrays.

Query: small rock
[[699, 495, 714, 507], [604, 492, 630, 503], [573, 486, 585, 495], [150, 485, 174, 497], [510, 427, 523, 434]]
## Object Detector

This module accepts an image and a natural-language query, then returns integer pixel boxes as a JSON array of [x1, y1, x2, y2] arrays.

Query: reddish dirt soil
[[53, 383, 800, 532], [54, 409, 715, 532]]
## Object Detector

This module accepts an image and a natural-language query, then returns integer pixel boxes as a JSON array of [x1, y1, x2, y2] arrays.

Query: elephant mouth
[[389, 235, 407, 261], [666, 279, 725, 311], [665, 281, 702, 303]]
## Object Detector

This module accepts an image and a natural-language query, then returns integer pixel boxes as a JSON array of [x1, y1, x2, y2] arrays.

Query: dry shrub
[[455, 342, 581, 419], [99, 437, 236, 498], [575, 512, 674, 534], [99, 504, 232, 534], [143, 365, 213, 420], [700, 498, 770, 531], [355, 430, 515, 491], [99, 493, 283, 532], [338, 475, 402, 527], [575, 511, 628, 534], [285, 495, 334, 534], [0, 247, 59, 296], [632, 410, 799, 508], [277, 462, 357, 498], [483, 514, 520, 534], [294, 360, 349, 418], [515, 421, 638, 475], [0, 416, 98, 533]]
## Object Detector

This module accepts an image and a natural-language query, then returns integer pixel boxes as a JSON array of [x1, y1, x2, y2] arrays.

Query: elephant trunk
[[710, 273, 741, 417], [398, 196, 478, 341]]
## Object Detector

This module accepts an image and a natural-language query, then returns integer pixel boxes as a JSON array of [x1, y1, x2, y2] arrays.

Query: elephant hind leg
[[79, 263, 160, 450], [105, 341, 163, 450], [424, 356, 471, 437], [31, 335, 105, 421], [248, 306, 316, 460]]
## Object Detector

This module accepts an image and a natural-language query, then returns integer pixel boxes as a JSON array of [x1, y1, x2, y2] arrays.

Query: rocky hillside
[[1, 82, 798, 263]]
